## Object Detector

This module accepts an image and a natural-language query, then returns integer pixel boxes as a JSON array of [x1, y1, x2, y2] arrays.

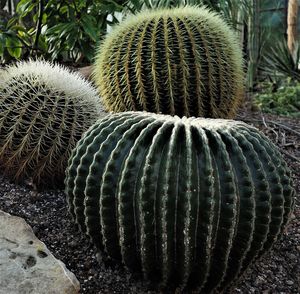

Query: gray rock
[[0, 210, 80, 294]]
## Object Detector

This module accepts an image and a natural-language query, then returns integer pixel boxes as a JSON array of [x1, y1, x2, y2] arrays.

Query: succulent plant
[[65, 111, 295, 292], [93, 6, 244, 118], [0, 60, 105, 188]]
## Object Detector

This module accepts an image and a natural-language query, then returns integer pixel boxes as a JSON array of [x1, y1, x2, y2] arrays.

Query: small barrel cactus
[[65, 112, 295, 292], [0, 60, 105, 188], [94, 6, 244, 118]]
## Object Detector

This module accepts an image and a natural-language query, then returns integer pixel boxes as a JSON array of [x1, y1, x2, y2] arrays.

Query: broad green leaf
[[6, 37, 22, 58], [65, 31, 77, 50], [33, 12, 38, 22], [59, 5, 69, 15], [11, 25, 27, 33], [28, 28, 35, 35], [81, 15, 98, 42], [38, 35, 48, 52], [16, 0, 32, 13], [46, 23, 70, 35], [17, 0, 36, 17], [42, 13, 48, 24], [7, 17, 18, 28], [59, 23, 76, 38]]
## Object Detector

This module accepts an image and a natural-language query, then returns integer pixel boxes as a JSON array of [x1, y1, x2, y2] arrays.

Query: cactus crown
[[66, 111, 294, 292], [0, 60, 104, 187], [94, 6, 244, 118]]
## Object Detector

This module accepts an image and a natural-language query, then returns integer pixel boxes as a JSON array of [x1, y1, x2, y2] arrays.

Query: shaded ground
[[0, 109, 299, 293]]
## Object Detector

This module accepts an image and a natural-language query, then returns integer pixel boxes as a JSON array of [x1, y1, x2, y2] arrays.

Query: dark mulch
[[0, 109, 299, 294]]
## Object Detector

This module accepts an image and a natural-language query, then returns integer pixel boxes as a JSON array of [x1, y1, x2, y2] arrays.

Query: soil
[[0, 108, 299, 294]]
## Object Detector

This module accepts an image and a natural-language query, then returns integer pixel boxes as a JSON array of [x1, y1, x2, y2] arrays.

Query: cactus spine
[[65, 112, 295, 292], [0, 60, 105, 187], [94, 6, 244, 118]]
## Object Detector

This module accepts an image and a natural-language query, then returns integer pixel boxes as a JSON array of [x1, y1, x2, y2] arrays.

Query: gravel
[[0, 113, 299, 294]]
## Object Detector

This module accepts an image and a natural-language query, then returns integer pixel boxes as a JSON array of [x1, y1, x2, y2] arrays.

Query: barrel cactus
[[94, 6, 244, 118], [65, 112, 295, 292], [0, 60, 105, 188]]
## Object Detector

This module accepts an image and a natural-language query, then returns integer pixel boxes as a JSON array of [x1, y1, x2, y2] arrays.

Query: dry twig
[[242, 118, 300, 137]]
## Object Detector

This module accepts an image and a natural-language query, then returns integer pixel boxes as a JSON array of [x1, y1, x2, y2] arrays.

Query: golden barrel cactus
[[94, 6, 244, 118], [0, 60, 105, 187], [65, 112, 295, 292]]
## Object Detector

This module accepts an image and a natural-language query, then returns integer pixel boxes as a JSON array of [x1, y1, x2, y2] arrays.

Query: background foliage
[[255, 79, 300, 118], [0, 0, 124, 63], [0, 0, 251, 64]]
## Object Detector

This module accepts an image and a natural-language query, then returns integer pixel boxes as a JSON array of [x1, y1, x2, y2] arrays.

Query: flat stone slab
[[0, 210, 80, 294]]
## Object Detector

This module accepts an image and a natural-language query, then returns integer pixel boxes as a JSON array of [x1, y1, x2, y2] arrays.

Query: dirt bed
[[0, 111, 299, 294]]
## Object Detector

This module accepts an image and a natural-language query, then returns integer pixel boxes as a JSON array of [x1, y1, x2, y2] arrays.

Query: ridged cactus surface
[[0, 60, 104, 187], [65, 112, 295, 292], [94, 6, 244, 118]]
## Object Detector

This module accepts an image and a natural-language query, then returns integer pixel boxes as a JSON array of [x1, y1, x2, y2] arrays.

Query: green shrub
[[0, 10, 31, 63], [0, 0, 122, 64], [255, 81, 300, 118], [65, 111, 295, 292]]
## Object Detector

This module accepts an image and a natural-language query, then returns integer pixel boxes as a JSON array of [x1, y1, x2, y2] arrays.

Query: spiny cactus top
[[0, 60, 105, 188], [66, 112, 295, 292], [94, 6, 244, 118]]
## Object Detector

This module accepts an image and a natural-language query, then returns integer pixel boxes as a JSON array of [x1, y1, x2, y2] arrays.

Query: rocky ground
[[0, 110, 299, 294]]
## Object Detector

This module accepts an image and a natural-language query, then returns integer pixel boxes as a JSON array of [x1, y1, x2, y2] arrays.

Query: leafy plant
[[125, 0, 251, 29], [0, 0, 123, 64], [262, 39, 300, 82], [0, 0, 50, 63], [206, 0, 251, 30], [94, 6, 244, 118], [43, 0, 112, 63], [65, 111, 295, 292], [0, 9, 31, 63], [0, 60, 104, 187], [255, 79, 300, 118]]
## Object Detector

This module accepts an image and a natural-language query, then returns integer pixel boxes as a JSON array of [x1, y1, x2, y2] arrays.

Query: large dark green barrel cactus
[[0, 60, 105, 187], [65, 112, 295, 292], [94, 6, 244, 118]]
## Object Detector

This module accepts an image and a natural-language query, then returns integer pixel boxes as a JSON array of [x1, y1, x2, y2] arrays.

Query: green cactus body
[[0, 60, 105, 188], [94, 6, 244, 118], [65, 112, 295, 292]]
